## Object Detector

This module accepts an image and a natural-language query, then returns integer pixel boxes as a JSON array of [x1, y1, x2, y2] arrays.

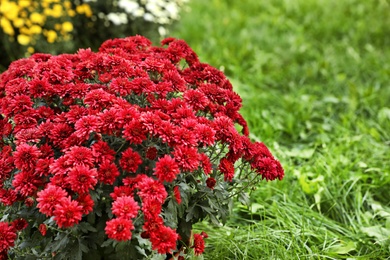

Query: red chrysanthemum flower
[[149, 225, 179, 254], [219, 158, 235, 182], [109, 77, 133, 96], [110, 186, 134, 201], [11, 218, 28, 231], [12, 171, 43, 197], [199, 153, 212, 175], [123, 120, 148, 145], [137, 176, 167, 204], [66, 165, 98, 194], [13, 143, 41, 171], [24, 197, 34, 207], [0, 222, 17, 252], [97, 108, 120, 135], [5, 94, 33, 115], [252, 157, 284, 181], [195, 124, 216, 147], [97, 161, 120, 185], [111, 196, 140, 219], [141, 199, 163, 221], [53, 197, 83, 228], [39, 143, 54, 158], [172, 127, 197, 147], [35, 158, 54, 176], [183, 89, 209, 111], [122, 176, 141, 191], [65, 146, 94, 168], [84, 89, 115, 110], [173, 146, 199, 172], [206, 177, 216, 189], [50, 123, 74, 148], [74, 115, 99, 140], [173, 186, 181, 204], [39, 224, 47, 236], [28, 78, 53, 98], [0, 188, 17, 206], [120, 148, 142, 173], [14, 128, 41, 145], [145, 147, 158, 160], [37, 185, 68, 216], [192, 233, 206, 256], [49, 156, 71, 176], [154, 155, 180, 183], [244, 141, 273, 161], [105, 218, 134, 241], [91, 140, 116, 164], [65, 105, 89, 124], [76, 193, 94, 215], [142, 217, 164, 235], [140, 112, 162, 136]]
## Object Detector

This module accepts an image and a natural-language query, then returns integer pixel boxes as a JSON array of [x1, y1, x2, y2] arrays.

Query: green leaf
[[69, 240, 83, 260], [238, 192, 250, 207], [101, 239, 114, 248], [361, 226, 390, 245], [250, 203, 264, 214], [327, 241, 356, 254], [186, 204, 201, 222], [79, 222, 97, 233], [51, 233, 69, 253], [164, 199, 178, 228], [79, 238, 90, 253], [209, 213, 220, 225]]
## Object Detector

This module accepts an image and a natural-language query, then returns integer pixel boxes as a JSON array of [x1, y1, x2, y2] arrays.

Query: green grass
[[171, 0, 390, 258]]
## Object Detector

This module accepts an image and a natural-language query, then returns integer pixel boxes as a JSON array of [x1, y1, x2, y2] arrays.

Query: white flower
[[107, 12, 129, 25], [118, 0, 139, 13], [103, 0, 190, 26], [165, 2, 179, 19], [143, 13, 154, 22]]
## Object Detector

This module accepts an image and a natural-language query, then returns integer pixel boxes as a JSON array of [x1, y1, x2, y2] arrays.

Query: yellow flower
[[19, 26, 31, 35], [41, 1, 49, 9], [64, 1, 72, 9], [54, 23, 61, 30], [17, 34, 31, 45], [46, 30, 57, 43], [76, 4, 93, 18], [30, 25, 42, 34], [44, 8, 52, 16], [1, 1, 19, 20], [67, 10, 76, 17], [51, 4, 63, 18], [25, 19, 32, 27], [30, 13, 45, 25], [62, 21, 73, 32], [18, 0, 31, 8], [20, 10, 28, 18], [12, 18, 25, 28], [0, 17, 15, 36], [27, 46, 35, 54]]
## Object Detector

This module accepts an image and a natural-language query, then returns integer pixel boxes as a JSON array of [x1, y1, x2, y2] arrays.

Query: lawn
[[171, 0, 390, 259]]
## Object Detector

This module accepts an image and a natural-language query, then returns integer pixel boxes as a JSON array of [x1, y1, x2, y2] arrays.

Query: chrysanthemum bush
[[0, 36, 284, 259]]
